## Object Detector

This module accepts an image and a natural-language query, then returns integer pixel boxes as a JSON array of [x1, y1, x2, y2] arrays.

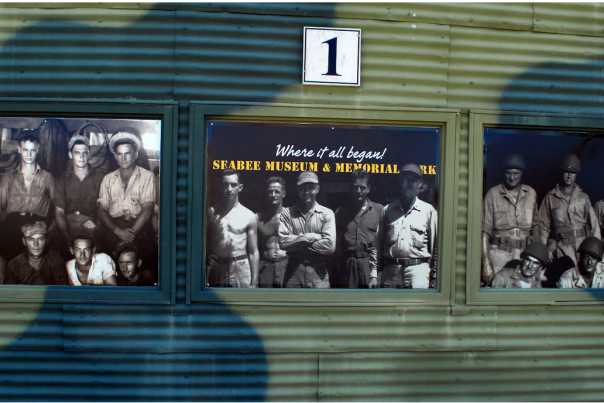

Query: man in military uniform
[[278, 171, 335, 288], [334, 169, 383, 289], [491, 242, 548, 289], [379, 163, 437, 289], [558, 237, 604, 288], [592, 199, 604, 236], [539, 154, 600, 266], [482, 154, 540, 286]]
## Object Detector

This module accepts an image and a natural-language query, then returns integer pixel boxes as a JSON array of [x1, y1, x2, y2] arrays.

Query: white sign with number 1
[[302, 27, 361, 87]]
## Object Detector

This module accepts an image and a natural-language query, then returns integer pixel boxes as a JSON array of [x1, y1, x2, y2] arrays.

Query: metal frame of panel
[[0, 100, 177, 304], [189, 102, 460, 304], [468, 110, 604, 305]]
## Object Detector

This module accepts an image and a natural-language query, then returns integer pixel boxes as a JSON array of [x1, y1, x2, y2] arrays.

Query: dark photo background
[[206, 121, 440, 213], [484, 128, 604, 206], [0, 117, 161, 286]]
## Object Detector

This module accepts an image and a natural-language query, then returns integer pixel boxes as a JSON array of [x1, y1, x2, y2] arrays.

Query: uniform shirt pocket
[[410, 225, 426, 250], [552, 207, 567, 225]]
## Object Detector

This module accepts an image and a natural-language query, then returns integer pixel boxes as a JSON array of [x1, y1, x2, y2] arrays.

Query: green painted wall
[[0, 3, 602, 401]]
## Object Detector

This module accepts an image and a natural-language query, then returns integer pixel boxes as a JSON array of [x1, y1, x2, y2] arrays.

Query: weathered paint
[[0, 3, 602, 401]]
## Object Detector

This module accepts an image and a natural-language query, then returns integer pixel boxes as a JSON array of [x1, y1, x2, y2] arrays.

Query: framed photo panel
[[0, 101, 176, 304], [189, 103, 460, 304], [469, 111, 604, 304]]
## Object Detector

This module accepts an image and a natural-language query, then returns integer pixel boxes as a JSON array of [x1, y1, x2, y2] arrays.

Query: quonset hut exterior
[[0, 2, 603, 401]]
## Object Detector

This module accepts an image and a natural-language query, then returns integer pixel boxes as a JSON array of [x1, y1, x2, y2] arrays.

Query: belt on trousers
[[385, 257, 430, 267], [556, 228, 586, 241], [216, 254, 248, 264], [263, 256, 288, 263], [493, 228, 530, 238], [345, 251, 369, 258], [289, 256, 326, 266], [490, 236, 527, 250]]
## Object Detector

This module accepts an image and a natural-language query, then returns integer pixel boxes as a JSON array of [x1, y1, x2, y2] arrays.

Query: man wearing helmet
[[539, 153, 600, 266], [491, 243, 548, 288], [482, 154, 540, 286], [558, 237, 604, 288]]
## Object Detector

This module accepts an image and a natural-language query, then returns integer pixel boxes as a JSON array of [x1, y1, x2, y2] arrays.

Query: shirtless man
[[206, 169, 259, 288], [256, 176, 288, 288]]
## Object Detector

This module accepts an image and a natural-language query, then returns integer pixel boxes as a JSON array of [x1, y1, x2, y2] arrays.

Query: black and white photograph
[[204, 120, 440, 290], [0, 117, 161, 287], [482, 128, 604, 290]]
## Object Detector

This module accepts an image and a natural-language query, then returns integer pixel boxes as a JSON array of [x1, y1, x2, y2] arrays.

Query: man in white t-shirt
[[66, 235, 117, 286]]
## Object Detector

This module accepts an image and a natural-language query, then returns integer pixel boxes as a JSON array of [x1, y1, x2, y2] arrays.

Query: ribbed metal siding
[[448, 25, 604, 113], [534, 3, 604, 37], [319, 350, 604, 401], [0, 3, 602, 402], [456, 113, 469, 306], [179, 2, 534, 32], [175, 10, 449, 107], [0, 7, 175, 99], [176, 101, 189, 304]]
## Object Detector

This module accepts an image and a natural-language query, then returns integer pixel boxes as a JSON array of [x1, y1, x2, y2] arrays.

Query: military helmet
[[520, 242, 549, 265], [578, 237, 604, 260], [559, 153, 581, 173], [502, 154, 526, 171]]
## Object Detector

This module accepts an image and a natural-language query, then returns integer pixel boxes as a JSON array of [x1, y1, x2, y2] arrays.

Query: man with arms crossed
[[481, 154, 540, 286], [334, 169, 383, 289], [379, 163, 437, 289], [278, 171, 335, 288], [256, 176, 288, 288], [206, 169, 259, 288], [55, 135, 106, 254]]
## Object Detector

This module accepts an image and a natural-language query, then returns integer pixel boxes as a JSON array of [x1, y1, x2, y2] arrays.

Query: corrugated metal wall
[[0, 3, 604, 401]]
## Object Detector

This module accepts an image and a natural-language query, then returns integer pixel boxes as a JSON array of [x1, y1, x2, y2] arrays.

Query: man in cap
[[481, 154, 541, 286], [333, 169, 383, 289], [256, 176, 288, 288], [97, 128, 156, 262], [0, 130, 55, 261], [114, 242, 157, 287], [278, 171, 335, 288], [491, 243, 548, 288], [206, 169, 259, 288], [558, 237, 604, 288], [378, 163, 437, 289], [539, 153, 600, 266], [3, 221, 67, 285], [65, 234, 117, 286], [55, 134, 106, 255]]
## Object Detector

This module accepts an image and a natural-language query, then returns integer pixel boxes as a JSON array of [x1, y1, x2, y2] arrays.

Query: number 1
[[322, 37, 341, 76]]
